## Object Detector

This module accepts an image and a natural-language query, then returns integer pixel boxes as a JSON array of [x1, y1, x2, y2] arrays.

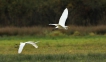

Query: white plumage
[[18, 41, 39, 54], [49, 8, 68, 30]]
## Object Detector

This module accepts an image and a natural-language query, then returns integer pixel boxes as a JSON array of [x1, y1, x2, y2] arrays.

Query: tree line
[[0, 0, 106, 27]]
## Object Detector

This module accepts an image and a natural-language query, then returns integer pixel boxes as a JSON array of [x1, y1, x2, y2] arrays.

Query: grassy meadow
[[0, 35, 106, 62], [0, 26, 106, 62]]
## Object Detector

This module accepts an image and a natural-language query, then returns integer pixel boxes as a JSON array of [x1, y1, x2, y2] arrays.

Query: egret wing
[[49, 24, 57, 26], [59, 8, 68, 26], [18, 43, 25, 54], [27, 41, 38, 48], [34, 41, 39, 43], [31, 43, 38, 48]]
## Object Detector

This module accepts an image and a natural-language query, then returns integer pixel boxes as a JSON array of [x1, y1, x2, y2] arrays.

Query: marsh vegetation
[[0, 35, 106, 62]]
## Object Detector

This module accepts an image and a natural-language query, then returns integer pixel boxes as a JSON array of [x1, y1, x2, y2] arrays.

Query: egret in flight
[[18, 41, 39, 54], [49, 8, 68, 30]]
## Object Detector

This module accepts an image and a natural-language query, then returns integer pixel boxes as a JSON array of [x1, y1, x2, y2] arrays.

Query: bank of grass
[[0, 25, 106, 36]]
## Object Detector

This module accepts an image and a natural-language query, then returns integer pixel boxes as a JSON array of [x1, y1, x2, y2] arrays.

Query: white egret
[[18, 41, 39, 54], [49, 8, 68, 30]]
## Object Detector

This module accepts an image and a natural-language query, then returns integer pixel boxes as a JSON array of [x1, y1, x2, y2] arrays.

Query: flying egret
[[49, 8, 68, 30], [18, 41, 39, 54]]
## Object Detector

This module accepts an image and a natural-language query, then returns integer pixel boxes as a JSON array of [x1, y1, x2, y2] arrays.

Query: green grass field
[[0, 35, 106, 62]]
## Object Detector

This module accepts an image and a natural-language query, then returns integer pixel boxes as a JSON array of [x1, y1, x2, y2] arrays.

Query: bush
[[73, 31, 81, 36], [49, 30, 65, 37], [89, 32, 96, 36], [104, 33, 106, 36]]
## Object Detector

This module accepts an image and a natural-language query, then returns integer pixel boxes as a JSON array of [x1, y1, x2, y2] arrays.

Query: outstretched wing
[[26, 41, 38, 48], [59, 8, 68, 26], [31, 43, 38, 48], [18, 43, 25, 54]]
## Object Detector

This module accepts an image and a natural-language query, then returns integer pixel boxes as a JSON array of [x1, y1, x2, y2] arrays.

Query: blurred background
[[0, 0, 106, 27], [0, 0, 106, 36]]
